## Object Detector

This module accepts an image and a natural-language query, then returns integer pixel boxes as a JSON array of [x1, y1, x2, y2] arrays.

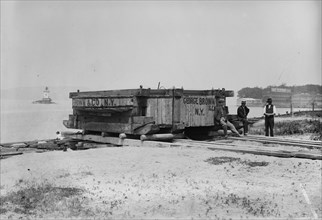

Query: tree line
[[237, 84, 322, 99]]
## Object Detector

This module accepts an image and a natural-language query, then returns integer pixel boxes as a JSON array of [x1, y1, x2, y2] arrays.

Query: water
[[226, 97, 316, 118], [227, 105, 310, 118], [0, 98, 315, 143], [1, 99, 73, 143]]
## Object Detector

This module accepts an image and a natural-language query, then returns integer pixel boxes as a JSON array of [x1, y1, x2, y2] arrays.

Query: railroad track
[[1, 135, 321, 160], [228, 135, 321, 149], [173, 136, 322, 160]]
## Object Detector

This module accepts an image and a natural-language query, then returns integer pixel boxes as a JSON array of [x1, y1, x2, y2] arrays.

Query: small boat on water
[[32, 87, 55, 104]]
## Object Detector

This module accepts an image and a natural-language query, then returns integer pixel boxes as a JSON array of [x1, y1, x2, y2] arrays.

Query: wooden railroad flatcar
[[63, 87, 241, 137]]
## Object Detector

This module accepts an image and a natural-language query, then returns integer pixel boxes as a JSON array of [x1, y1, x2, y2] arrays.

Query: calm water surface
[[1, 99, 72, 143]]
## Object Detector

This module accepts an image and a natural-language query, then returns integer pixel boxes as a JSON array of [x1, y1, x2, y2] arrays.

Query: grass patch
[[205, 157, 269, 167], [0, 179, 121, 218], [202, 192, 280, 217], [80, 171, 94, 176], [0, 207, 7, 214], [275, 119, 321, 135], [249, 119, 322, 140], [0, 179, 91, 217], [243, 161, 269, 167], [57, 173, 71, 179], [275, 119, 322, 140], [205, 157, 241, 165]]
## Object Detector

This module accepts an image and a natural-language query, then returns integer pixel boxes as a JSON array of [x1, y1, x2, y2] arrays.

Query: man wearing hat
[[237, 100, 250, 135], [263, 98, 276, 137], [214, 98, 241, 137]]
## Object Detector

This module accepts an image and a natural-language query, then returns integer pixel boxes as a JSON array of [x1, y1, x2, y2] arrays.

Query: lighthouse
[[32, 86, 55, 104], [43, 87, 50, 99]]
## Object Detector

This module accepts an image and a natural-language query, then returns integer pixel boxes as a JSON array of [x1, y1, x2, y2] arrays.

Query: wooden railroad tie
[[1, 134, 321, 160], [228, 135, 322, 149]]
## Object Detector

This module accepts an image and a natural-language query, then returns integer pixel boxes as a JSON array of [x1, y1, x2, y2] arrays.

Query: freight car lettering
[[87, 98, 100, 107], [195, 108, 205, 116], [72, 98, 132, 108], [208, 105, 215, 111], [103, 98, 114, 106], [183, 96, 216, 105], [183, 97, 199, 105], [199, 97, 216, 105], [72, 99, 86, 107]]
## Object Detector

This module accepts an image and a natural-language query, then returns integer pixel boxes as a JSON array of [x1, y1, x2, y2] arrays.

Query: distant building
[[262, 87, 292, 108], [262, 87, 322, 109], [292, 93, 322, 108], [237, 98, 263, 107]]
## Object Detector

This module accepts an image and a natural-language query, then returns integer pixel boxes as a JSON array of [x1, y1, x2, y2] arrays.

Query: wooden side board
[[70, 88, 234, 99], [146, 97, 173, 125]]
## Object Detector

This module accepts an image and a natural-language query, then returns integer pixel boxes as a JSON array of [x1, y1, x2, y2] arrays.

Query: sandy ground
[[1, 141, 321, 219]]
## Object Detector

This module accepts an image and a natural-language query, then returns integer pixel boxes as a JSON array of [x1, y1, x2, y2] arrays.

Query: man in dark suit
[[214, 98, 241, 138], [263, 98, 276, 137], [237, 100, 250, 136]]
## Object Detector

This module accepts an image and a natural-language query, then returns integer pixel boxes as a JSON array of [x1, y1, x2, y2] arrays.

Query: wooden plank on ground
[[174, 139, 303, 154], [228, 136, 322, 149], [174, 139, 322, 160], [0, 152, 23, 157], [207, 145, 322, 160], [246, 135, 321, 146], [67, 135, 322, 160], [72, 134, 124, 146], [0, 139, 56, 148]]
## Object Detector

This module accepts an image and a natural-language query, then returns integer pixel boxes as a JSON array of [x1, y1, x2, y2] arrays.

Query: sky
[[1, 1, 321, 93]]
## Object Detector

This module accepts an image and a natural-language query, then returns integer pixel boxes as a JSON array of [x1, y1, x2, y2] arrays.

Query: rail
[[1, 135, 321, 160]]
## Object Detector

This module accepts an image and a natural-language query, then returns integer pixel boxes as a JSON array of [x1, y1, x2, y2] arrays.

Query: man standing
[[237, 100, 250, 136], [263, 98, 276, 137], [214, 98, 241, 137]]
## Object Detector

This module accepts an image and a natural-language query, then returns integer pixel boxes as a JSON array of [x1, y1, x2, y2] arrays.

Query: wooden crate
[[63, 88, 234, 135]]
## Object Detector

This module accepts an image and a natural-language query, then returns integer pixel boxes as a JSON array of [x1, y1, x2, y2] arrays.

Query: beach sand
[[1, 141, 321, 219]]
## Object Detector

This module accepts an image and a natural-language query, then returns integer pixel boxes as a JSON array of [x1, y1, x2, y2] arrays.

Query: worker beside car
[[214, 98, 242, 138], [237, 100, 250, 136]]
